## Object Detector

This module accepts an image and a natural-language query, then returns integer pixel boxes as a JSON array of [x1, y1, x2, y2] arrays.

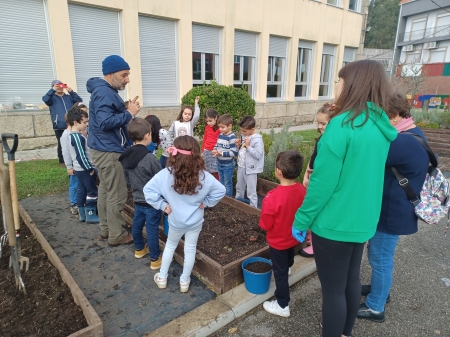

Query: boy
[[67, 107, 99, 224], [235, 116, 264, 208], [259, 150, 306, 317], [61, 114, 78, 215], [118, 118, 163, 269], [212, 114, 237, 196]]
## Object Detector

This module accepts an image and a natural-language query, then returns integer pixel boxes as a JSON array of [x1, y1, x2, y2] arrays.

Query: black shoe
[[298, 249, 314, 258], [356, 302, 385, 322], [361, 284, 390, 303]]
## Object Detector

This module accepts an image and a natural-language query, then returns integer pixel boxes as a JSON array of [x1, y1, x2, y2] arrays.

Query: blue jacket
[[378, 127, 429, 235], [86, 77, 132, 153], [42, 89, 82, 130]]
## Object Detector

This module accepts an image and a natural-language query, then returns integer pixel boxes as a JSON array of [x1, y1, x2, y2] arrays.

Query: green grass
[[13, 159, 68, 200]]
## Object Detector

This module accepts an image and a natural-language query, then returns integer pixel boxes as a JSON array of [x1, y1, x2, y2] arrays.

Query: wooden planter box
[[123, 197, 270, 294], [421, 128, 450, 156], [256, 177, 279, 197]]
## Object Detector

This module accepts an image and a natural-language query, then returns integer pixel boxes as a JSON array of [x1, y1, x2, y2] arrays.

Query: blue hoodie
[[42, 89, 82, 130], [143, 168, 226, 230], [86, 77, 132, 153]]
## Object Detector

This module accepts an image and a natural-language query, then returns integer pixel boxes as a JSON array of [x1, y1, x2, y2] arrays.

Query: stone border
[[18, 203, 103, 337], [143, 256, 316, 337]]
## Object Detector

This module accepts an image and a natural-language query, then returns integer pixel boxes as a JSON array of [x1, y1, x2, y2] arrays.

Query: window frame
[[327, 0, 340, 7], [233, 55, 256, 99], [192, 52, 220, 86], [295, 47, 313, 100], [408, 17, 427, 41], [427, 47, 447, 63], [266, 56, 286, 101], [348, 0, 361, 12], [318, 46, 335, 99], [342, 47, 356, 67], [405, 50, 422, 64]]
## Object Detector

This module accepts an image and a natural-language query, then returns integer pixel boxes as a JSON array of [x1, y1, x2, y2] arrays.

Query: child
[[260, 150, 306, 317], [234, 116, 264, 208], [202, 108, 221, 180], [169, 96, 200, 139], [212, 114, 237, 196], [300, 103, 334, 258], [118, 118, 163, 267], [66, 107, 99, 224], [145, 115, 173, 168], [61, 112, 78, 215], [144, 136, 225, 292]]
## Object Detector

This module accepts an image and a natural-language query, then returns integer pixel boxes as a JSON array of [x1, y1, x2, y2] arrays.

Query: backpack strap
[[391, 167, 421, 206]]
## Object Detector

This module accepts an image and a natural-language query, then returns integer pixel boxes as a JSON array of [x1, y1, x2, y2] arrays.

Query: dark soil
[[244, 261, 272, 273], [0, 215, 88, 337]]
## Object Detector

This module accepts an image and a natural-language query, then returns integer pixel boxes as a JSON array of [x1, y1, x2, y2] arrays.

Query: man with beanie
[[42, 80, 82, 166], [86, 55, 140, 247]]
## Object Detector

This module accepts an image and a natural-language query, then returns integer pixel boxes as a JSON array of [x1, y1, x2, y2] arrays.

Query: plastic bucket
[[242, 257, 272, 295], [163, 214, 169, 236]]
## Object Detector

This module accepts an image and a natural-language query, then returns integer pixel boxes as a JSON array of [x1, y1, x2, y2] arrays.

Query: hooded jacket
[[239, 133, 265, 174], [42, 89, 82, 130], [119, 144, 162, 206], [293, 103, 398, 243], [86, 77, 132, 153]]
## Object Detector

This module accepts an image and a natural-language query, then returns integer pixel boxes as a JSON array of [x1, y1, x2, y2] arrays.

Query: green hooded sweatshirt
[[293, 103, 397, 243]]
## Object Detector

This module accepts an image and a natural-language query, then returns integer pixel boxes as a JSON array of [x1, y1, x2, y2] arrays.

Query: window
[[348, 0, 360, 11], [267, 36, 288, 100], [343, 47, 356, 67], [327, 0, 340, 6], [295, 41, 314, 99], [435, 13, 450, 38], [192, 24, 221, 86], [318, 44, 335, 98], [428, 48, 447, 63], [409, 18, 426, 41], [234, 30, 257, 98], [405, 51, 421, 64]]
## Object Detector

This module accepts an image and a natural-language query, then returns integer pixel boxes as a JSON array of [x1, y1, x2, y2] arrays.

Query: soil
[[244, 261, 272, 273], [0, 214, 88, 337]]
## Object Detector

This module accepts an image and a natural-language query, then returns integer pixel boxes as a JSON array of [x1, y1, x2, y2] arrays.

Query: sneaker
[[298, 248, 314, 258], [70, 205, 79, 215], [150, 256, 162, 270], [108, 233, 134, 247], [135, 244, 149, 259], [154, 273, 167, 289], [356, 302, 385, 322], [263, 300, 290, 317], [361, 284, 391, 303], [180, 278, 191, 293]]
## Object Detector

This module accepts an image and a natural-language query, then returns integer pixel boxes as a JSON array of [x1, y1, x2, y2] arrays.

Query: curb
[[144, 256, 316, 337]]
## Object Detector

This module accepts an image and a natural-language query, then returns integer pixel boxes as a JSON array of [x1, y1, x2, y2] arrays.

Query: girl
[[293, 60, 397, 337], [299, 103, 335, 258], [145, 115, 173, 168], [169, 96, 200, 139], [143, 136, 226, 293], [201, 108, 221, 179]]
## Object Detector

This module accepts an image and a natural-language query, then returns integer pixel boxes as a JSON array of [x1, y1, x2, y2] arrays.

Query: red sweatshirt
[[202, 125, 221, 151], [259, 182, 306, 250]]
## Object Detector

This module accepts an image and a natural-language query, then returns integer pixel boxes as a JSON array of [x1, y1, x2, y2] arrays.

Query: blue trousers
[[75, 170, 98, 207], [69, 174, 78, 206], [160, 155, 168, 168], [132, 204, 162, 260], [366, 230, 400, 312], [217, 161, 235, 197]]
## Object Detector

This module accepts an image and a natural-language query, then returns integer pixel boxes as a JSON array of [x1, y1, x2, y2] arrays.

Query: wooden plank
[[256, 178, 278, 197]]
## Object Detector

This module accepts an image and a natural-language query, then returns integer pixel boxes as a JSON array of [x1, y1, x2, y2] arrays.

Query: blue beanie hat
[[102, 55, 130, 75]]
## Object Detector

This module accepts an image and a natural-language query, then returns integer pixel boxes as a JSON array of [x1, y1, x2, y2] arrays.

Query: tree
[[364, 0, 400, 49]]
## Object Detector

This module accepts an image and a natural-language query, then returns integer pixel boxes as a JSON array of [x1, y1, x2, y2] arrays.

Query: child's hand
[[195, 96, 200, 105], [212, 150, 221, 157], [199, 203, 204, 209], [164, 204, 172, 214], [67, 168, 74, 176], [235, 138, 241, 147], [244, 137, 251, 147], [90, 170, 95, 176]]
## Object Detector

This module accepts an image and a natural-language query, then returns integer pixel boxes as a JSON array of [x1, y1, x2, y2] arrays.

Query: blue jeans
[[366, 230, 400, 312], [160, 155, 167, 168], [217, 161, 235, 197], [132, 204, 162, 260], [69, 174, 78, 206], [74, 170, 98, 207]]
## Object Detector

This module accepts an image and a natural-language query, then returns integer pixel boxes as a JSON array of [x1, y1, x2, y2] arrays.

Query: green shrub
[[180, 80, 256, 136], [411, 109, 450, 128]]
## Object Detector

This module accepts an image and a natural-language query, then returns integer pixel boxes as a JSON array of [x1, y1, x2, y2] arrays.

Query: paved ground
[[21, 193, 215, 337], [212, 219, 450, 337]]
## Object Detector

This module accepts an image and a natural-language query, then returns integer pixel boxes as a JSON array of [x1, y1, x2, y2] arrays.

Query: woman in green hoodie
[[293, 60, 397, 337]]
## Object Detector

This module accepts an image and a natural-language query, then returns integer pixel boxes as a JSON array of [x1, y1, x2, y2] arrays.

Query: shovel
[[1, 133, 29, 272], [0, 143, 8, 258]]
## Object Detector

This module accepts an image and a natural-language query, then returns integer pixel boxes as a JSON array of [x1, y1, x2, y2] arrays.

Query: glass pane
[[193, 83, 203, 87], [205, 53, 215, 80], [318, 84, 329, 97], [327, 0, 338, 5], [267, 84, 282, 98], [234, 56, 241, 81], [234, 84, 253, 97], [243, 56, 253, 81], [320, 54, 332, 82], [193, 52, 202, 80], [295, 84, 307, 97], [267, 56, 273, 81], [300, 49, 311, 82], [273, 57, 284, 82], [349, 0, 356, 10]]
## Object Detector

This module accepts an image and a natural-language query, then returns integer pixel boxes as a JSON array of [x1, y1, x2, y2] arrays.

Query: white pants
[[159, 225, 202, 283], [235, 166, 258, 208]]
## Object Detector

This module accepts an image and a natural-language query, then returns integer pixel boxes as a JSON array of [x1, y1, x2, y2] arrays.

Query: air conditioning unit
[[423, 41, 438, 49], [402, 45, 414, 52]]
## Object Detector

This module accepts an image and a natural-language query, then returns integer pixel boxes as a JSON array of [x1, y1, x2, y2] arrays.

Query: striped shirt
[[214, 132, 238, 163], [69, 132, 94, 172]]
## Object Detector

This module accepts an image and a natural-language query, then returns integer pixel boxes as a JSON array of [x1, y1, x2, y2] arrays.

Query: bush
[[181, 81, 256, 136], [411, 109, 450, 128]]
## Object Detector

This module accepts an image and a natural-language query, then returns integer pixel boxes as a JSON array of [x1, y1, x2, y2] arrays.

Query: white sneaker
[[180, 278, 191, 293], [154, 273, 167, 289], [263, 300, 290, 317]]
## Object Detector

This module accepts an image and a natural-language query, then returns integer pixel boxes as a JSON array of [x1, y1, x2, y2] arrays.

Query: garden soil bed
[[0, 213, 88, 337]]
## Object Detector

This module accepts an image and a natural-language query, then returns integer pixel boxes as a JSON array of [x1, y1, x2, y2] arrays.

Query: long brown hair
[[176, 105, 194, 122], [335, 60, 393, 128], [167, 136, 205, 195]]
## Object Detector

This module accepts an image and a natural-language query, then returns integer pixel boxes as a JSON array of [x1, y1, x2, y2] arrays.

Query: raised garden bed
[[256, 177, 278, 197], [421, 128, 450, 156]]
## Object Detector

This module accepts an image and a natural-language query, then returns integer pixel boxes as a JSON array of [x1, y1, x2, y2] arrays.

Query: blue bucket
[[163, 214, 169, 236], [242, 257, 272, 295]]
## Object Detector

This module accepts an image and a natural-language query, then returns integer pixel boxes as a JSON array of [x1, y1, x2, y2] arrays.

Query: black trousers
[[54, 129, 64, 163], [74, 170, 98, 207], [270, 246, 295, 308], [312, 232, 365, 337]]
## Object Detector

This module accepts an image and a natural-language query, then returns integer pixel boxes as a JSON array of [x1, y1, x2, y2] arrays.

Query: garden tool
[[2, 133, 29, 272], [0, 142, 8, 258], [0, 151, 26, 294]]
